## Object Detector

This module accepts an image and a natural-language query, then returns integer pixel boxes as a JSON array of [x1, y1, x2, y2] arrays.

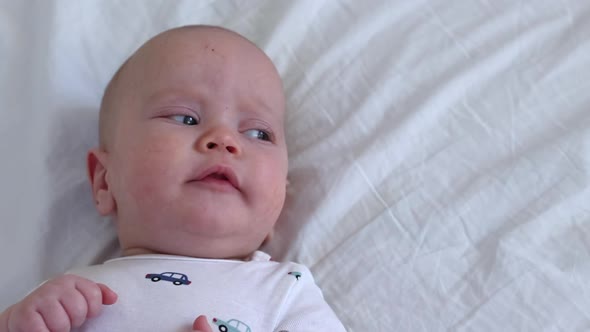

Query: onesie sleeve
[[273, 265, 347, 331]]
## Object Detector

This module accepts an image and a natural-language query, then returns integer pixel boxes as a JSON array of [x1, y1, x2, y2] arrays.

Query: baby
[[0, 26, 345, 331]]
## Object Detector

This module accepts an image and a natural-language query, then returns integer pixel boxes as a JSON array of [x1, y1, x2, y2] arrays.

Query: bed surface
[[1, 1, 589, 330]]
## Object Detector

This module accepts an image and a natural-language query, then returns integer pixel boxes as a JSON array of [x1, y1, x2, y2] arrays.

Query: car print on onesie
[[145, 272, 192, 286], [212, 317, 252, 332]]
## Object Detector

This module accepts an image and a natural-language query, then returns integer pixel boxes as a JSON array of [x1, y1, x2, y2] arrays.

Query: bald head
[[98, 25, 283, 149], [90, 25, 288, 259]]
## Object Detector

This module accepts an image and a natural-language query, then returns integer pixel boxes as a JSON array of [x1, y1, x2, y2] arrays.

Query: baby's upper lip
[[192, 165, 240, 190]]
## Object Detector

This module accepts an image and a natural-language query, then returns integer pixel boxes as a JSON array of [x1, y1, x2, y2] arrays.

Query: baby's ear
[[87, 148, 116, 216]]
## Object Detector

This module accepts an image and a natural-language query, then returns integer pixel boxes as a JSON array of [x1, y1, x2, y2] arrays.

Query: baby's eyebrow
[[243, 98, 273, 113], [146, 89, 202, 105], [144, 88, 283, 123], [241, 86, 283, 113], [240, 98, 284, 123]]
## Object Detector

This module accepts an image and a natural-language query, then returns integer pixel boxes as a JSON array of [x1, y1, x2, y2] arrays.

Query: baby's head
[[87, 26, 288, 259]]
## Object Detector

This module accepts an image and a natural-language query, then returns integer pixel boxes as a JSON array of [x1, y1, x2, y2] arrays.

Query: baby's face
[[96, 28, 288, 259]]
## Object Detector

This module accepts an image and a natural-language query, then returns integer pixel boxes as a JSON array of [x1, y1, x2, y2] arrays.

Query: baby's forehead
[[135, 26, 268, 66], [130, 31, 280, 93], [128, 28, 279, 84], [100, 26, 285, 148]]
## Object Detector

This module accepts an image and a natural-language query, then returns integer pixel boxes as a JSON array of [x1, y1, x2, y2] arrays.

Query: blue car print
[[145, 272, 192, 286], [212, 317, 251, 332]]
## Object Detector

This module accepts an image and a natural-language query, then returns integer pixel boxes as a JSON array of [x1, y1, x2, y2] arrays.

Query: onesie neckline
[[104, 250, 272, 264]]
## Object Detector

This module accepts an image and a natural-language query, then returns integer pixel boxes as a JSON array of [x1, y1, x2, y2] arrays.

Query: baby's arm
[[0, 274, 117, 332]]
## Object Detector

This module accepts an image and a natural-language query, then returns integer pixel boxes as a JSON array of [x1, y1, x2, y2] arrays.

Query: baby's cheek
[[122, 152, 179, 198], [260, 177, 287, 220], [253, 156, 287, 211]]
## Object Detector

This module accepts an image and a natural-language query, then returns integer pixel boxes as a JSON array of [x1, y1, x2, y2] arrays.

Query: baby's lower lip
[[188, 177, 238, 192]]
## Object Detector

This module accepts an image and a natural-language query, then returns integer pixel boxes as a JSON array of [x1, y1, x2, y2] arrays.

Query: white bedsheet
[[1, 1, 589, 330]]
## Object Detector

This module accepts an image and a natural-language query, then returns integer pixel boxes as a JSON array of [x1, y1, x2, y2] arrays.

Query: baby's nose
[[198, 127, 241, 155], [205, 141, 238, 154]]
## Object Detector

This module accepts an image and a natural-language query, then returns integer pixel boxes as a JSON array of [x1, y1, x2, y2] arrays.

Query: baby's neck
[[121, 247, 255, 261], [122, 247, 158, 257]]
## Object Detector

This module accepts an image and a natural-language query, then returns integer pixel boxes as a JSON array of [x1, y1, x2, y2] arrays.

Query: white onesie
[[68, 251, 346, 331]]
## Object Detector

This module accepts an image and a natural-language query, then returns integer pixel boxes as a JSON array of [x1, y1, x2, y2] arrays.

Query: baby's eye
[[169, 115, 199, 125], [244, 129, 272, 142]]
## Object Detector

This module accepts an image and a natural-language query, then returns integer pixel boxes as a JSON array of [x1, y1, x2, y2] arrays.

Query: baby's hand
[[192, 315, 212, 332], [1, 274, 117, 332]]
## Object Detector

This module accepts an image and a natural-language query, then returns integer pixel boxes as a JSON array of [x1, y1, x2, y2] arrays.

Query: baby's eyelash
[[169, 115, 199, 125], [243, 129, 273, 142]]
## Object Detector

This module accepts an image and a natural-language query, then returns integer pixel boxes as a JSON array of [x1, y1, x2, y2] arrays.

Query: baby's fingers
[[37, 298, 72, 332], [192, 315, 212, 332], [97, 283, 118, 305], [72, 277, 117, 319], [6, 307, 51, 332], [58, 289, 90, 328]]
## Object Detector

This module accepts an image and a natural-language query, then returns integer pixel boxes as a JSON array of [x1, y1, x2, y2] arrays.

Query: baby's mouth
[[191, 165, 240, 192], [207, 173, 229, 181], [202, 173, 233, 185]]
